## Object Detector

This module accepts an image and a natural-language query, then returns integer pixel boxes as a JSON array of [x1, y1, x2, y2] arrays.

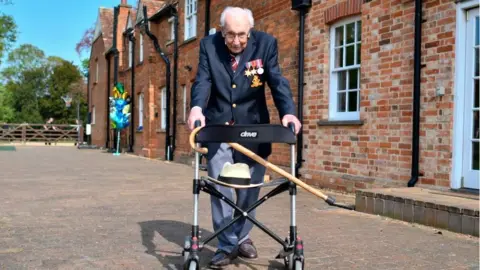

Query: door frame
[[452, 0, 480, 189]]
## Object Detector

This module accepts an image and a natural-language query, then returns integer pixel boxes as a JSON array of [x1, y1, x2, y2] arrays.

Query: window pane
[[473, 142, 479, 170], [348, 91, 358, 112], [335, 48, 343, 68], [335, 26, 344, 46], [475, 79, 479, 108], [348, 69, 359, 90], [346, 45, 355, 66], [346, 22, 355, 44], [357, 43, 361, 65], [476, 16, 479, 46], [474, 111, 479, 139], [338, 71, 347, 90], [475, 48, 479, 77], [337, 92, 346, 112], [357, 21, 362, 42]]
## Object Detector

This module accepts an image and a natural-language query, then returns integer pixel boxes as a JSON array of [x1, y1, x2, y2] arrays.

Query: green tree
[[39, 59, 84, 124], [0, 13, 17, 66], [80, 57, 89, 78], [0, 83, 14, 122], [5, 67, 47, 123], [2, 44, 46, 82]]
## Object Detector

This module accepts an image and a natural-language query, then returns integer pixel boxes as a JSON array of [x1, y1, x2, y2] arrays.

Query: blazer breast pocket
[[244, 59, 265, 89]]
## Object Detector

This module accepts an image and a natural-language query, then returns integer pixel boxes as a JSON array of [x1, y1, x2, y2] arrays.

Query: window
[[138, 93, 144, 128], [168, 17, 175, 41], [183, 85, 187, 122], [92, 106, 96, 124], [184, 0, 197, 40], [95, 61, 99, 82], [329, 17, 362, 121], [161, 88, 166, 130], [128, 39, 132, 68], [139, 34, 144, 62]]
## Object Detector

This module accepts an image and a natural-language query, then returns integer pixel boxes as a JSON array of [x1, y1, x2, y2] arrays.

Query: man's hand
[[282, 114, 301, 135], [187, 107, 205, 131]]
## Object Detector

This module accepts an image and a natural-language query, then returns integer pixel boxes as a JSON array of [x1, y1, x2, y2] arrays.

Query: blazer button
[[232, 103, 237, 108], [232, 84, 236, 88]]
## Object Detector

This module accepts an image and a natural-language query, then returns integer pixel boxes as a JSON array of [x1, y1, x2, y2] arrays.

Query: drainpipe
[[126, 28, 136, 153], [171, 7, 178, 160], [86, 61, 91, 145], [408, 0, 422, 187], [105, 55, 111, 149], [142, 6, 173, 161], [204, 0, 211, 36], [106, 6, 119, 150], [294, 7, 308, 177]]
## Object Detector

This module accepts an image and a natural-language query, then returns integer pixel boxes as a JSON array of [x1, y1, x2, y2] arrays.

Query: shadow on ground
[[138, 220, 286, 269]]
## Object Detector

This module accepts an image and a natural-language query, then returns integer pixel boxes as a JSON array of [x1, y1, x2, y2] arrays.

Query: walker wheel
[[183, 260, 198, 270], [284, 255, 304, 270], [293, 260, 303, 270], [183, 236, 191, 263]]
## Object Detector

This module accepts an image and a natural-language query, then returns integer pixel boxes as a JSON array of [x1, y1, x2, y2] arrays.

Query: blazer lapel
[[215, 34, 234, 79], [234, 33, 256, 80]]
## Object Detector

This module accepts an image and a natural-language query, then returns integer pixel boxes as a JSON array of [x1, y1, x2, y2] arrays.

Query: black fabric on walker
[[217, 175, 251, 186], [195, 124, 296, 144]]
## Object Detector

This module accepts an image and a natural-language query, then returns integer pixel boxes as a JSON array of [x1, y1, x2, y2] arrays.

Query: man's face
[[222, 13, 250, 54]]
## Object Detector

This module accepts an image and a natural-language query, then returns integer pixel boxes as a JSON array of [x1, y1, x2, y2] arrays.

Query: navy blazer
[[191, 30, 296, 160]]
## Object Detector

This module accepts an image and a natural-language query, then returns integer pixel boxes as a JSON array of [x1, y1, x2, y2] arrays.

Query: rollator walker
[[183, 121, 352, 270]]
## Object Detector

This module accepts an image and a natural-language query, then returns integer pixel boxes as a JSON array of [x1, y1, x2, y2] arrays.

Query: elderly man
[[188, 6, 301, 268]]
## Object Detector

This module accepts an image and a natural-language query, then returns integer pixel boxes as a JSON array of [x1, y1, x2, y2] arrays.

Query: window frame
[[329, 16, 362, 121], [138, 92, 144, 128], [161, 88, 166, 130], [128, 38, 132, 68], [139, 34, 144, 63], [184, 0, 197, 40], [168, 16, 175, 41]]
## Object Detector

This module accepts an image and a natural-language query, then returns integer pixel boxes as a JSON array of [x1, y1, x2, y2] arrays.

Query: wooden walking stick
[[189, 125, 354, 210]]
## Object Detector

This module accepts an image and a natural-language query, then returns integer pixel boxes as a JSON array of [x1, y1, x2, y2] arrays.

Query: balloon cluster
[[109, 82, 131, 130]]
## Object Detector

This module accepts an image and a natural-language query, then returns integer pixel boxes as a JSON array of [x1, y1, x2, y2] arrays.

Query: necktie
[[230, 55, 238, 72]]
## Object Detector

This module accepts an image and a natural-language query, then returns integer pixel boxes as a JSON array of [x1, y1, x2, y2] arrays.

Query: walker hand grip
[[287, 122, 295, 133], [194, 120, 201, 128], [189, 121, 208, 155]]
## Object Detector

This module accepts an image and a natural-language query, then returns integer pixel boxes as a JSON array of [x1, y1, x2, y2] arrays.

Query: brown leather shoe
[[238, 239, 258, 259]]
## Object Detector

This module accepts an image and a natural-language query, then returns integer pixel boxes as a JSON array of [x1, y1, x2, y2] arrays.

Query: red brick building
[[88, 0, 479, 193]]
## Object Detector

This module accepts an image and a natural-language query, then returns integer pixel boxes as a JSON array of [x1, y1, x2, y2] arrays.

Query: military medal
[[256, 59, 264, 75], [245, 62, 252, 77]]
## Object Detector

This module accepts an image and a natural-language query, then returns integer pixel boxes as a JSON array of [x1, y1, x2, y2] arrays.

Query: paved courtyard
[[0, 146, 478, 270]]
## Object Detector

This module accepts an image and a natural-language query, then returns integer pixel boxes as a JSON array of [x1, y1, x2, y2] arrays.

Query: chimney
[[121, 0, 127, 5]]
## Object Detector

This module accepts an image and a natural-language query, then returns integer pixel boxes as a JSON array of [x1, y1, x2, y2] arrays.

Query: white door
[[463, 8, 479, 189]]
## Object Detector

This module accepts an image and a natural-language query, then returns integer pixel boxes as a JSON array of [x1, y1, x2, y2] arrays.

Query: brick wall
[[301, 0, 457, 192], [89, 38, 108, 148]]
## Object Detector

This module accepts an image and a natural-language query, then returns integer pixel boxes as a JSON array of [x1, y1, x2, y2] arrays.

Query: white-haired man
[[188, 6, 301, 268]]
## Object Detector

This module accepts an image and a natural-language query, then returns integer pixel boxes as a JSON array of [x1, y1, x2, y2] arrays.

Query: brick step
[[355, 187, 479, 237]]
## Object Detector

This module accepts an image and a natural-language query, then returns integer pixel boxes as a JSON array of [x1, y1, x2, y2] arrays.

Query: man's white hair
[[220, 6, 254, 28]]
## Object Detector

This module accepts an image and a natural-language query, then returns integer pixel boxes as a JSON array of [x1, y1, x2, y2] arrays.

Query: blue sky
[[1, 0, 137, 68]]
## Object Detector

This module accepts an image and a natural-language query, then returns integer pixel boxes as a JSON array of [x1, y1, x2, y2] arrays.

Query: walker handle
[[194, 120, 202, 128], [287, 122, 295, 134]]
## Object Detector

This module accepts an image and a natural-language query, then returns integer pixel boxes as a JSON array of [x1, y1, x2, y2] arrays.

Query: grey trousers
[[207, 143, 266, 253]]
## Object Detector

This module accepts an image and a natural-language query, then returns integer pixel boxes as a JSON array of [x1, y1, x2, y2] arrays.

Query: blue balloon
[[109, 94, 131, 130]]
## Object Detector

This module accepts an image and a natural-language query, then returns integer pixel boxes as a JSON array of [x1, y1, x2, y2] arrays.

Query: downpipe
[[408, 0, 423, 187], [295, 8, 307, 177], [142, 6, 173, 161], [126, 28, 136, 153]]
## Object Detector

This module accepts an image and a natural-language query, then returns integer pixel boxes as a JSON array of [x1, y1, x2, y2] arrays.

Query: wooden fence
[[0, 123, 83, 145]]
